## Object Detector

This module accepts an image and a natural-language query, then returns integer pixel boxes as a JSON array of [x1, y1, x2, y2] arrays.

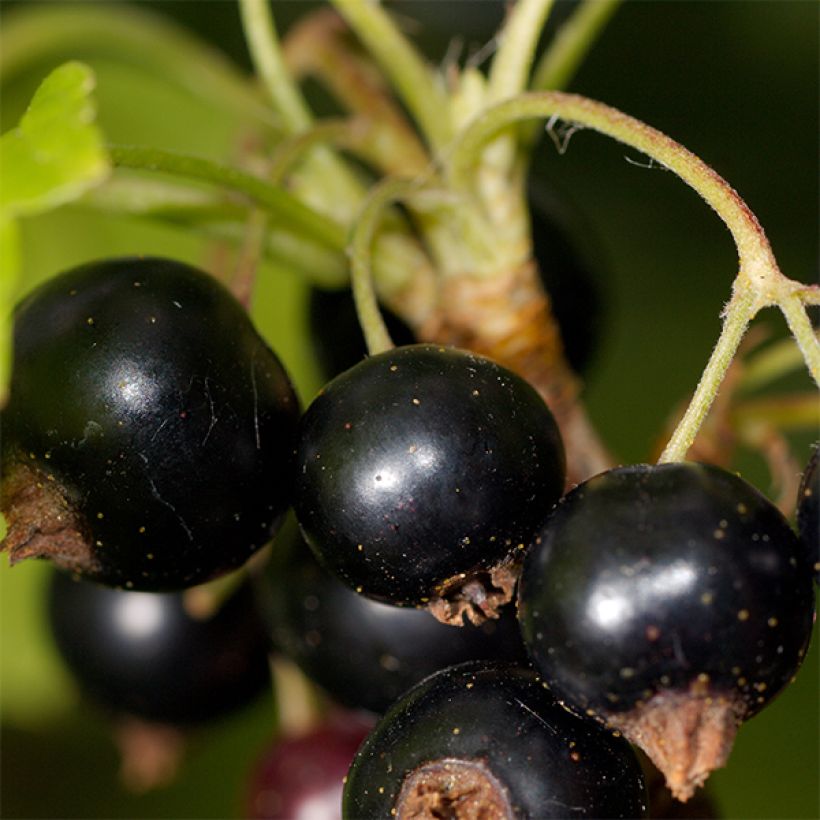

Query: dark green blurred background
[[1, 1, 817, 817]]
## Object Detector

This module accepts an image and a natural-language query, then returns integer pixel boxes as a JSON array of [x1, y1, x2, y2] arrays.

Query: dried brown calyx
[[0, 457, 97, 575], [395, 758, 513, 820], [610, 688, 745, 803], [426, 560, 519, 627]]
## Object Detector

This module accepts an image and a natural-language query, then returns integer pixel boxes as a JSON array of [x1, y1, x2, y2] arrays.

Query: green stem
[[531, 0, 622, 91], [488, 0, 555, 102], [330, 0, 451, 153], [238, 0, 312, 132], [778, 295, 820, 387], [450, 91, 780, 284], [238, 0, 366, 219], [267, 118, 415, 184], [268, 120, 356, 183], [449, 90, 816, 462], [77, 187, 349, 286], [523, 0, 621, 151], [658, 287, 757, 464], [349, 177, 421, 355], [484, 0, 556, 182], [108, 144, 346, 252]]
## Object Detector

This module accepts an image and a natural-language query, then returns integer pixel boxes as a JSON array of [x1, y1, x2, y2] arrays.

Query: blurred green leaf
[[0, 3, 277, 131], [0, 214, 19, 407], [0, 61, 110, 218]]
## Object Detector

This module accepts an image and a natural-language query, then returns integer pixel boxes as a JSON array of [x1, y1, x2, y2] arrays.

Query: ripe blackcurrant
[[293, 343, 565, 624], [1, 257, 300, 589], [258, 522, 528, 713], [797, 442, 819, 581], [518, 462, 816, 801], [47, 568, 271, 725], [342, 660, 648, 819], [245, 711, 373, 820]]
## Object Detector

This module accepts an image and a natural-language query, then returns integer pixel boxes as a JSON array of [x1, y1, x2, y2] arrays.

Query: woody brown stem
[[418, 260, 613, 485]]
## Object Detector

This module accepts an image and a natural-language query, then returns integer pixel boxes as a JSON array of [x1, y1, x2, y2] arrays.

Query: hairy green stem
[[658, 287, 758, 463], [449, 90, 818, 462], [450, 92, 779, 283], [109, 144, 346, 252], [330, 0, 451, 153], [349, 177, 422, 355], [778, 296, 820, 386], [523, 0, 620, 152]]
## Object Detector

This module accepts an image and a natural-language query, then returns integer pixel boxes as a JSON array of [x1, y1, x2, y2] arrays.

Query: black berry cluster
[[0, 252, 814, 819]]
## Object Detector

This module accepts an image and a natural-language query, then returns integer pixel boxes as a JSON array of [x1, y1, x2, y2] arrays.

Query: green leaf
[[0, 61, 110, 218], [1, 3, 278, 132], [0, 213, 19, 408]]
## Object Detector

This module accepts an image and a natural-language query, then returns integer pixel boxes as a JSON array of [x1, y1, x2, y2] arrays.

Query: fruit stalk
[[449, 90, 819, 464]]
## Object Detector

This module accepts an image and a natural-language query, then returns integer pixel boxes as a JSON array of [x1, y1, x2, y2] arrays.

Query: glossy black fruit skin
[[343, 661, 648, 819], [259, 523, 529, 713], [47, 569, 271, 725], [2, 257, 299, 589], [797, 442, 819, 582], [293, 344, 565, 606], [518, 462, 816, 721]]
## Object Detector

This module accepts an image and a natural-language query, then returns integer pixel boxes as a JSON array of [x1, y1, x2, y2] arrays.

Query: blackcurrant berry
[[245, 711, 373, 820], [342, 661, 648, 819], [293, 344, 565, 624], [258, 522, 528, 713], [1, 257, 300, 590], [47, 568, 271, 725], [797, 442, 819, 582], [518, 462, 816, 802]]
